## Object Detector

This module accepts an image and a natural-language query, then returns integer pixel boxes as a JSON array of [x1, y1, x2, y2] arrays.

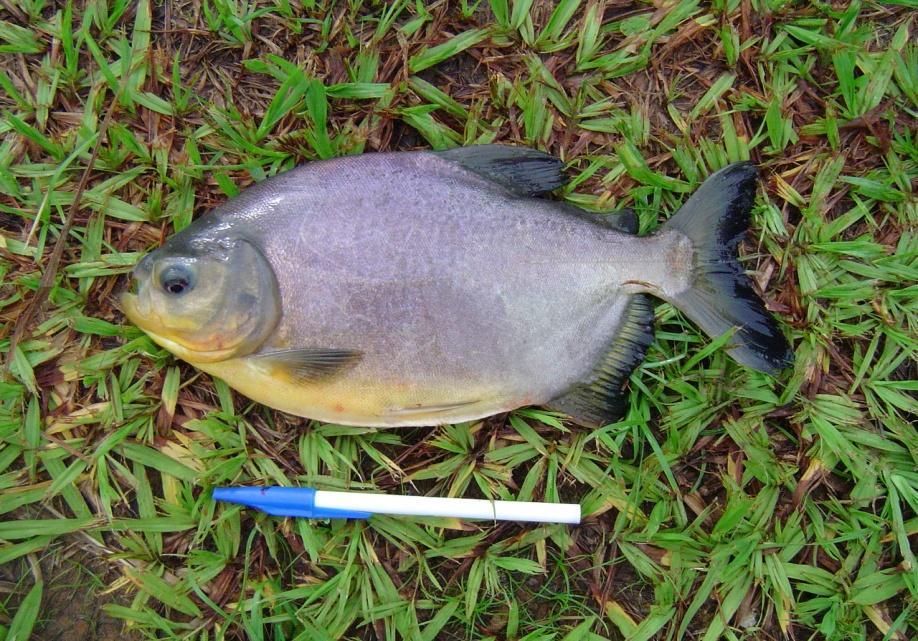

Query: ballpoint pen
[[213, 486, 581, 524]]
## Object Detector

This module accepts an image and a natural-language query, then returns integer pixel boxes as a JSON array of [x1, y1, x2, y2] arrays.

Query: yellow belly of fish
[[192, 357, 510, 427]]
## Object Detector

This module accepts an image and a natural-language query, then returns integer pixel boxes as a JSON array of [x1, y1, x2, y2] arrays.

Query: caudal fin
[[661, 163, 793, 373]]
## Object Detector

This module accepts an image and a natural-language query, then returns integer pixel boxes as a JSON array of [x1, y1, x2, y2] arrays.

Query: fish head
[[121, 235, 280, 363]]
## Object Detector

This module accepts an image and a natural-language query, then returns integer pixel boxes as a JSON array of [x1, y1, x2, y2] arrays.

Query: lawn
[[0, 1, 915, 640]]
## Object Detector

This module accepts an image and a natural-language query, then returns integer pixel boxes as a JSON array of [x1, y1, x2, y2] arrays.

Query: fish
[[121, 145, 793, 427]]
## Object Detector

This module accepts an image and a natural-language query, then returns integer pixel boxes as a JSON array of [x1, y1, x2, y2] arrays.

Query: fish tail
[[660, 162, 793, 373]]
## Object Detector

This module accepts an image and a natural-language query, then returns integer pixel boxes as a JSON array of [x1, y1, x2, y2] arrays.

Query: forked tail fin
[[661, 163, 793, 373]]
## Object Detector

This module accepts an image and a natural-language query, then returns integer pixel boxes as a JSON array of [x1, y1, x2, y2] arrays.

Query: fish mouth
[[119, 290, 143, 325], [120, 273, 152, 326], [119, 255, 152, 318], [119, 271, 167, 343]]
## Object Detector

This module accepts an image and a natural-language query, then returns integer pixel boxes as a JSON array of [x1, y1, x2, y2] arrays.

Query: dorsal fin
[[437, 145, 567, 196], [546, 295, 655, 427]]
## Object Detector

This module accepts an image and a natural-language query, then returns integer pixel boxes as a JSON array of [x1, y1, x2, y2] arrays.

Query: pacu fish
[[122, 146, 793, 427]]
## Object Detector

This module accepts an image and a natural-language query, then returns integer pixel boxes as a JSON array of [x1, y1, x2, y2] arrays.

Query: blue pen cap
[[212, 486, 371, 519]]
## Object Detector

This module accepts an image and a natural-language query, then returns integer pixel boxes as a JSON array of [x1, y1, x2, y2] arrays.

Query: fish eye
[[160, 264, 195, 296]]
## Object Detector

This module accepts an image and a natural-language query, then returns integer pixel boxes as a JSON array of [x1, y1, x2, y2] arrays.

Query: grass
[[0, 0, 915, 640]]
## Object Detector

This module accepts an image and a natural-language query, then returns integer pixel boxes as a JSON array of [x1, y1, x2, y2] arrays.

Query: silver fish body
[[123, 146, 793, 426]]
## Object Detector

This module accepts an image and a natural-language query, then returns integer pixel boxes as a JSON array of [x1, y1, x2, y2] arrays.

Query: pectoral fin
[[251, 348, 362, 384]]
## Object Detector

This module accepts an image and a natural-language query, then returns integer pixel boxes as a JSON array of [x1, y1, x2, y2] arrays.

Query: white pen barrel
[[313, 491, 580, 524]]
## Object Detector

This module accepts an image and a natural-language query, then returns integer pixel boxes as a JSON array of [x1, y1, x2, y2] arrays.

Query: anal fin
[[547, 295, 655, 427]]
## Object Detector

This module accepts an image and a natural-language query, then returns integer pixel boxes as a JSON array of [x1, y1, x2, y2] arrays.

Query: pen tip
[[212, 487, 263, 504]]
